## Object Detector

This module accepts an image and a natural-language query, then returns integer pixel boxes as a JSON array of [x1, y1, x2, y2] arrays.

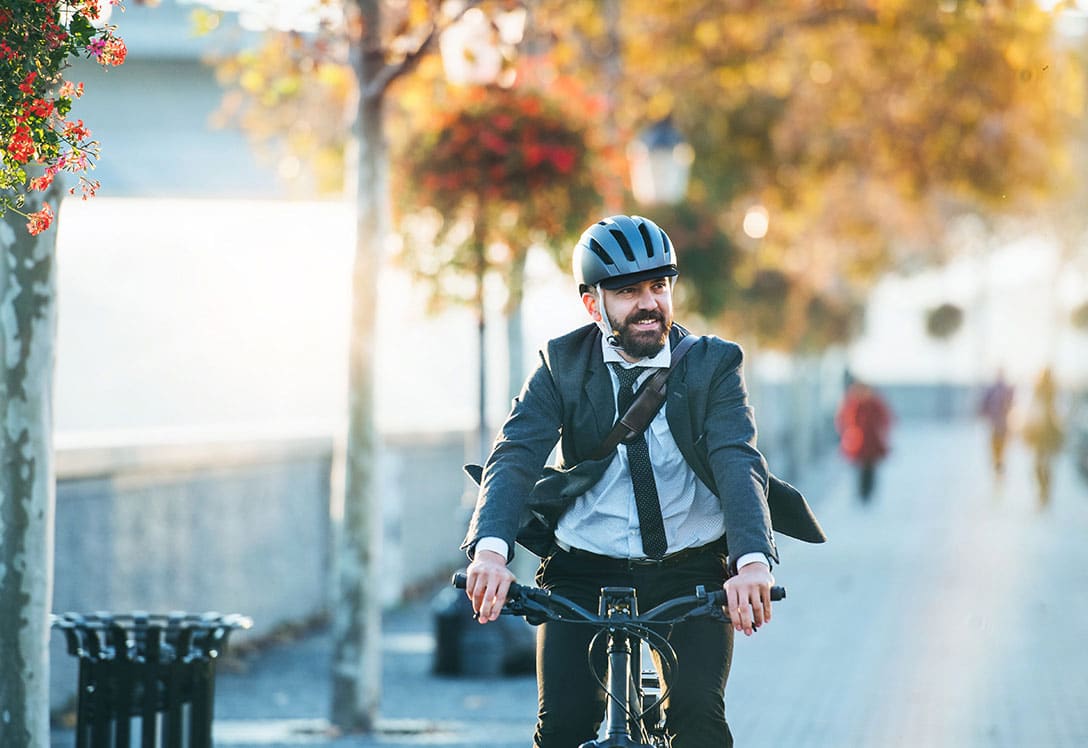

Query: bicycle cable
[[585, 622, 678, 742]]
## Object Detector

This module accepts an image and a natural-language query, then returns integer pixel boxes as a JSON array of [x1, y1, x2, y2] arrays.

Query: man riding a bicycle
[[461, 215, 823, 747]]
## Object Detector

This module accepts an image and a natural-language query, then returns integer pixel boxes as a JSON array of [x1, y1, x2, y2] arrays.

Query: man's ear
[[582, 291, 601, 322]]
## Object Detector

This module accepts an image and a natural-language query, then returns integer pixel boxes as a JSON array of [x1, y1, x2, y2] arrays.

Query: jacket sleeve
[[461, 352, 563, 559], [703, 343, 778, 564]]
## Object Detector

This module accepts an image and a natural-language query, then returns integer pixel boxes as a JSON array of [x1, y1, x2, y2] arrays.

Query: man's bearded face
[[616, 306, 671, 358], [607, 279, 673, 357]]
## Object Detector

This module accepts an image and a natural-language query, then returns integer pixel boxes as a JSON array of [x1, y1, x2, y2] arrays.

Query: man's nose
[[636, 287, 657, 308]]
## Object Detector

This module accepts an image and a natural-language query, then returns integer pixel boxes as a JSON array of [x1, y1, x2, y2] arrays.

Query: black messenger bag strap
[[589, 334, 700, 461]]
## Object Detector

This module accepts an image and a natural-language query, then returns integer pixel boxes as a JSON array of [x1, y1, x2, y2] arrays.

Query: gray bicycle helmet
[[573, 215, 678, 293]]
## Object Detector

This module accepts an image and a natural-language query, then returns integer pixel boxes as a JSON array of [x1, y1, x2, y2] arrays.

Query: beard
[[615, 308, 671, 358]]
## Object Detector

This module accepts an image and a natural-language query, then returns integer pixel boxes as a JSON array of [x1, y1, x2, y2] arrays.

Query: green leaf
[[68, 15, 95, 44]]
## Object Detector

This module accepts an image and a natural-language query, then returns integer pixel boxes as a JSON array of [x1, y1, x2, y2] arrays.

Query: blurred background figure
[[1023, 367, 1065, 509], [978, 368, 1015, 478], [836, 380, 894, 504]]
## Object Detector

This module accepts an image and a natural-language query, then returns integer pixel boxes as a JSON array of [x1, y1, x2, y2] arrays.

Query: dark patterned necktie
[[610, 363, 668, 559]]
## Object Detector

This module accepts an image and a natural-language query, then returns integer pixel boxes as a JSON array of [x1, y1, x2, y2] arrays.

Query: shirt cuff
[[475, 537, 510, 561], [735, 552, 770, 570]]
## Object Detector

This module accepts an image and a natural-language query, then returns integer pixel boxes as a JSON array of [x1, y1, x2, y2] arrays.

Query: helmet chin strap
[[595, 284, 623, 348]]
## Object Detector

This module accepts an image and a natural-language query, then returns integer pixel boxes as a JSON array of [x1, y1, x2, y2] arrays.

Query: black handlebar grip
[[771, 586, 786, 601], [451, 572, 527, 596]]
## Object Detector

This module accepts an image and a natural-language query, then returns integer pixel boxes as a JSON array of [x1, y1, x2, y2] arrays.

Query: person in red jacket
[[836, 380, 894, 503]]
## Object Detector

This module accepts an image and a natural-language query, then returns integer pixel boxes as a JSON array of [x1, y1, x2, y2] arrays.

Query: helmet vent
[[587, 237, 615, 266], [608, 229, 636, 262], [637, 223, 656, 258]]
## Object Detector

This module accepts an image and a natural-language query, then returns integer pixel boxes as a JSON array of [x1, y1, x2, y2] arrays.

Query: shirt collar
[[600, 335, 672, 369]]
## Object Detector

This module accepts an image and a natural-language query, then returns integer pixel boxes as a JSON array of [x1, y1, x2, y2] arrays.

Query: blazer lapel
[[584, 353, 615, 446]]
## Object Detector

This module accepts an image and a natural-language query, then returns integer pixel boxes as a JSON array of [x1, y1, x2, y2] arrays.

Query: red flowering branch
[[394, 81, 607, 308], [1, 0, 126, 235], [399, 84, 602, 223]]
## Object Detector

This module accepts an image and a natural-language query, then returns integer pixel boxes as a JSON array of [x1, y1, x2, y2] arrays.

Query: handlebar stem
[[603, 633, 634, 741]]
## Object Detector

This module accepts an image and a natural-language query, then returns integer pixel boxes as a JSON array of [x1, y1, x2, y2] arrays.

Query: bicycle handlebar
[[451, 572, 785, 626]]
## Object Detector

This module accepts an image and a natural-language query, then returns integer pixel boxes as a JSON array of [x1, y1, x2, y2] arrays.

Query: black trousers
[[532, 543, 734, 748]]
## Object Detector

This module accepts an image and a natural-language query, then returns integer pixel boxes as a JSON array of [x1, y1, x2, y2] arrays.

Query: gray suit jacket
[[462, 323, 825, 561]]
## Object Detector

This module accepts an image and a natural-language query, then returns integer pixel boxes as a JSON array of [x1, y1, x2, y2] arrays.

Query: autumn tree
[[531, 1, 1084, 348], [195, 0, 509, 731]]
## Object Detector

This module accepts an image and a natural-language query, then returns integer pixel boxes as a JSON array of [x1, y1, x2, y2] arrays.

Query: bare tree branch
[[362, 0, 482, 102]]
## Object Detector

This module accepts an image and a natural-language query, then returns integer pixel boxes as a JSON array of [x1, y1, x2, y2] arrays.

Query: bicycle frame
[[588, 586, 662, 748]]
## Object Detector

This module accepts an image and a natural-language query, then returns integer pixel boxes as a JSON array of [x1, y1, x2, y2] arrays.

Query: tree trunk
[[474, 215, 489, 462], [0, 190, 59, 748], [330, 0, 384, 732], [504, 249, 527, 402]]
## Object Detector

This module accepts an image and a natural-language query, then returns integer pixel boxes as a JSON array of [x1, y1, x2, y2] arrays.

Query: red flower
[[549, 146, 576, 174], [100, 38, 126, 66], [27, 203, 55, 236], [525, 143, 545, 168], [27, 98, 54, 118], [59, 81, 85, 99], [479, 130, 509, 155], [29, 173, 55, 191], [8, 126, 36, 163], [80, 0, 101, 20], [63, 120, 90, 141], [399, 84, 599, 229], [19, 71, 39, 94]]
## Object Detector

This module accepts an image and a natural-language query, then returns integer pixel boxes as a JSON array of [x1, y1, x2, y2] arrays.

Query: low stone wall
[[49, 430, 472, 713]]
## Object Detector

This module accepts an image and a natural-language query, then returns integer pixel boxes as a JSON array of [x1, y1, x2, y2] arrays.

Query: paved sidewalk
[[50, 420, 1088, 747], [724, 420, 1088, 747], [208, 590, 540, 748]]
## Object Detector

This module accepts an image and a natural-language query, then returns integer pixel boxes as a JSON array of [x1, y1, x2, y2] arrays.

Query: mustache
[[623, 310, 664, 326]]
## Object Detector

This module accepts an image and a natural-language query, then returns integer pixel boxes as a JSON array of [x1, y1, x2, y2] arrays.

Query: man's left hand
[[723, 562, 775, 636]]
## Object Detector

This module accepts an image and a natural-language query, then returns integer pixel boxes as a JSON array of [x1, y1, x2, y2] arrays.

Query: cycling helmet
[[573, 215, 678, 293]]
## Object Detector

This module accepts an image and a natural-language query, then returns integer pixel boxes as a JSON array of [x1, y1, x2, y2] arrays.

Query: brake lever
[[503, 596, 551, 625]]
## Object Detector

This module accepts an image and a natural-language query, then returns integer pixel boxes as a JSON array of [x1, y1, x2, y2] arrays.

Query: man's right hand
[[465, 550, 515, 624]]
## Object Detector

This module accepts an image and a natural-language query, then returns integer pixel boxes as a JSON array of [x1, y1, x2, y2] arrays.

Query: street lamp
[[627, 117, 694, 205]]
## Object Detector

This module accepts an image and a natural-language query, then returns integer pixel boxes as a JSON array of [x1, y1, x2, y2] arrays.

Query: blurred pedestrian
[[1023, 367, 1064, 508], [978, 369, 1015, 477], [836, 380, 894, 503]]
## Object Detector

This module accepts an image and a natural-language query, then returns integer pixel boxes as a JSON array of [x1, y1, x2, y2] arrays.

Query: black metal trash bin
[[51, 611, 252, 748], [431, 584, 535, 678]]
